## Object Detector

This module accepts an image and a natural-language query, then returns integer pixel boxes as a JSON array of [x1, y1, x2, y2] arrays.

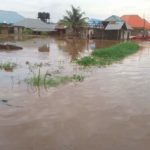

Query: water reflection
[[0, 37, 120, 89], [14, 34, 23, 41], [38, 44, 50, 52], [57, 39, 89, 60]]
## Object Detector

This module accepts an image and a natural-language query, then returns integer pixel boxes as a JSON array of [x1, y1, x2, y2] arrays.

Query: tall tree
[[59, 5, 88, 36], [38, 12, 50, 23]]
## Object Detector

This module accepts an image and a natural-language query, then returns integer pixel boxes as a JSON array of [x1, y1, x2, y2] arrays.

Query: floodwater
[[1, 37, 150, 150], [0, 37, 118, 87]]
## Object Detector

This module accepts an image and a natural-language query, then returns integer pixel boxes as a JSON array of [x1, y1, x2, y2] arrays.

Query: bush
[[23, 28, 32, 35]]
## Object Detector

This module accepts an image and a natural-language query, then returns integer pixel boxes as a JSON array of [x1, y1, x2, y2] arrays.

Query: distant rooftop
[[105, 15, 123, 22], [0, 10, 24, 24], [121, 15, 150, 29], [14, 18, 56, 32], [88, 18, 103, 28]]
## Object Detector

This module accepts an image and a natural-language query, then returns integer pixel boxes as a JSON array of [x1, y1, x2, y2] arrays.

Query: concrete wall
[[1, 27, 9, 34], [14, 27, 23, 35]]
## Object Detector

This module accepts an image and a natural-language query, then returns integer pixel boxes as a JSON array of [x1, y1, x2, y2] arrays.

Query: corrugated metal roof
[[105, 15, 123, 22], [14, 18, 56, 31], [105, 22, 124, 30], [0, 10, 24, 24], [88, 18, 103, 28]]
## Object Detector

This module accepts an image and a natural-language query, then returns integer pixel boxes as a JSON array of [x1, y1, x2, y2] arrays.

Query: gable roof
[[0, 10, 24, 24], [121, 15, 150, 30], [14, 18, 56, 32], [105, 22, 124, 30], [105, 15, 123, 22]]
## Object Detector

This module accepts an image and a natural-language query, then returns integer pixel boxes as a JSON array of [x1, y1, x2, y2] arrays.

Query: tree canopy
[[59, 6, 88, 35]]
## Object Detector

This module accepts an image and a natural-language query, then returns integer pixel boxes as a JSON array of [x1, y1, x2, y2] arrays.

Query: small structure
[[104, 15, 132, 40], [121, 15, 150, 38], [55, 24, 67, 36], [105, 21, 132, 40], [87, 18, 106, 39], [14, 18, 56, 35], [84, 16, 132, 40]]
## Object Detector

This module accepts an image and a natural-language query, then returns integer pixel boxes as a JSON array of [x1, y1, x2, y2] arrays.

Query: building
[[121, 15, 150, 37], [87, 18, 106, 39], [84, 16, 132, 40], [14, 18, 56, 35], [55, 24, 67, 36], [104, 15, 132, 40], [0, 10, 24, 34]]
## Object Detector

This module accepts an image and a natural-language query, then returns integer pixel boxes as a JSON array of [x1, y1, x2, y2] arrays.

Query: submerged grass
[[77, 41, 140, 66], [0, 62, 17, 71], [25, 74, 84, 87]]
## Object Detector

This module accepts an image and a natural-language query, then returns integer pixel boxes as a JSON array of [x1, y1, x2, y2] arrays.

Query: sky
[[0, 0, 150, 22]]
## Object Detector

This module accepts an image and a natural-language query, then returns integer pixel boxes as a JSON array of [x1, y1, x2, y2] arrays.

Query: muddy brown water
[[0, 38, 150, 150]]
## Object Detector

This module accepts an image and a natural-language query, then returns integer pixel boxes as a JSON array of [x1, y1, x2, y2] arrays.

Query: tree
[[59, 5, 88, 36], [38, 12, 50, 23]]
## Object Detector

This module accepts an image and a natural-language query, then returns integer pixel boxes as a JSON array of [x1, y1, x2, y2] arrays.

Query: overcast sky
[[1, 0, 150, 22]]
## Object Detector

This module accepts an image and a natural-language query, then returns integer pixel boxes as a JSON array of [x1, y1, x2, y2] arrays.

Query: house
[[121, 15, 150, 37], [14, 18, 56, 35], [0, 10, 24, 34], [104, 15, 132, 40], [87, 18, 106, 39], [55, 24, 67, 36], [84, 16, 132, 40]]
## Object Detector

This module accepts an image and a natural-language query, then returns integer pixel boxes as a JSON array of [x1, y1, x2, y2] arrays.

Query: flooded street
[[1, 38, 150, 150]]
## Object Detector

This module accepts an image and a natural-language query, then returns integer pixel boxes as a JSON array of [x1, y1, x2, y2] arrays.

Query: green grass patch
[[0, 62, 17, 71], [77, 41, 139, 66], [25, 74, 84, 87]]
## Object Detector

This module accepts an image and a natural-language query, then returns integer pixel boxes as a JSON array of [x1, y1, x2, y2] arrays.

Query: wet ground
[[0, 37, 150, 150]]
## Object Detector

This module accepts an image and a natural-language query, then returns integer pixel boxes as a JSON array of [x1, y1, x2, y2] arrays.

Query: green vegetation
[[0, 62, 17, 71], [23, 28, 32, 35], [59, 5, 88, 36], [25, 73, 84, 87], [41, 32, 49, 36], [77, 41, 140, 66]]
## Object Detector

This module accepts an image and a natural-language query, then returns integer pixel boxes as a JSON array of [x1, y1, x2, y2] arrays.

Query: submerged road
[[0, 41, 150, 150]]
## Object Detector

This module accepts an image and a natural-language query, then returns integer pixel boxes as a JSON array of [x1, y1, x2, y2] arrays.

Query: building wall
[[14, 27, 23, 35], [121, 30, 131, 40], [1, 27, 9, 34], [131, 28, 146, 36], [104, 30, 120, 40], [92, 29, 104, 39]]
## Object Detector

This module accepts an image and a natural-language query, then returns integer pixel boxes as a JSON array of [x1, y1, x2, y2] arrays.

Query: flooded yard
[[1, 37, 150, 150], [0, 37, 118, 87]]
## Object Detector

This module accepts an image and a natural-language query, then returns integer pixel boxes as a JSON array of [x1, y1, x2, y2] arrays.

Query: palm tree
[[59, 5, 88, 37]]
